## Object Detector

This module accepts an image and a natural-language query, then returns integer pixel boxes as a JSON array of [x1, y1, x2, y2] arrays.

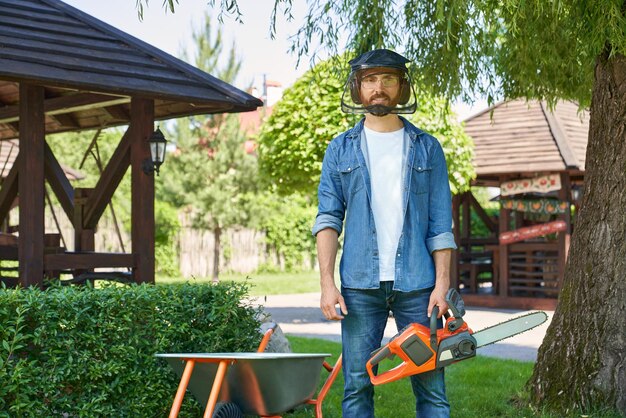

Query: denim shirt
[[312, 117, 457, 292]]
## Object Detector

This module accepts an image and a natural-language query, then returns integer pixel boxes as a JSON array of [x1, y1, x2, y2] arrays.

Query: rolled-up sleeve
[[426, 141, 457, 253], [312, 143, 345, 236]]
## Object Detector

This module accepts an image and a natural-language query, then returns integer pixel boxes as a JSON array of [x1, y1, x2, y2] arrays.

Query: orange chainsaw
[[366, 289, 547, 385]]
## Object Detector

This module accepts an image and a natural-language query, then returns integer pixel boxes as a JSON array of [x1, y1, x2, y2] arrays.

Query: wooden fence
[[178, 227, 267, 277], [38, 205, 313, 278]]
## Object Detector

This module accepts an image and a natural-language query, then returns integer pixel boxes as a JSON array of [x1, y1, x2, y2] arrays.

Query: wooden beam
[[44, 252, 135, 270], [541, 102, 580, 169], [103, 104, 130, 121], [509, 242, 559, 252], [19, 83, 45, 287], [130, 97, 155, 284], [83, 130, 131, 228], [0, 92, 129, 124], [0, 245, 17, 260], [1, 121, 19, 134], [467, 192, 497, 233], [50, 113, 79, 129], [44, 142, 74, 221], [0, 159, 18, 224], [459, 237, 498, 246]]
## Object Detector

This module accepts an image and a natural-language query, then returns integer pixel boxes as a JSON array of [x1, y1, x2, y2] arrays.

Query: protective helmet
[[341, 49, 417, 116]]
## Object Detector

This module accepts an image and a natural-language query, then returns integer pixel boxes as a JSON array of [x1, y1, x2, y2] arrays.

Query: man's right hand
[[320, 284, 347, 320]]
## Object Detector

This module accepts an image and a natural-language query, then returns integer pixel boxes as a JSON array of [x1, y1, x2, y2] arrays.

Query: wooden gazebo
[[452, 100, 589, 309], [0, 0, 262, 287]]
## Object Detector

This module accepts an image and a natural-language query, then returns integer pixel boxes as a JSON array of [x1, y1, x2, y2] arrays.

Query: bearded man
[[312, 49, 456, 418]]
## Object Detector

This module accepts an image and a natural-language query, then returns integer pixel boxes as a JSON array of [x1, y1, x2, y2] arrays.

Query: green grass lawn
[[283, 336, 621, 418], [157, 271, 323, 296]]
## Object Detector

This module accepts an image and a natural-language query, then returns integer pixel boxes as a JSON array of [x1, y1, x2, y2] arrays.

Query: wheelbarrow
[[157, 324, 343, 418]]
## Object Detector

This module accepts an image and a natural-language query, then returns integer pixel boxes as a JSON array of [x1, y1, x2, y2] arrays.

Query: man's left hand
[[428, 287, 449, 318]]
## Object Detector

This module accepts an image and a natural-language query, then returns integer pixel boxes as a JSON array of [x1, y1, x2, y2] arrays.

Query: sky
[[63, 1, 483, 119], [64, 0, 313, 91]]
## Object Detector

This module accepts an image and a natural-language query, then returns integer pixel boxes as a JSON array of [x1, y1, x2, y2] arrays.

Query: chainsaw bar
[[472, 311, 548, 348]]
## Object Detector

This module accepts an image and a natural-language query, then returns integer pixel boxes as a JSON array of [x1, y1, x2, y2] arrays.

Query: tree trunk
[[212, 226, 221, 283], [529, 50, 626, 414]]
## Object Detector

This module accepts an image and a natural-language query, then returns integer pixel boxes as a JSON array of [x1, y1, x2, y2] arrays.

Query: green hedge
[[0, 282, 261, 417]]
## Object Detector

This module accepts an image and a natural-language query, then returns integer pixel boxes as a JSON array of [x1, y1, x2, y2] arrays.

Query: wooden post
[[18, 83, 45, 287], [498, 177, 510, 298], [451, 194, 461, 290], [74, 188, 95, 252], [461, 192, 470, 250], [557, 173, 572, 288], [514, 210, 524, 229], [130, 98, 155, 284]]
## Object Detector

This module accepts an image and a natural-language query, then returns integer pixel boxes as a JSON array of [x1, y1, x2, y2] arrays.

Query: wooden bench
[[46, 251, 136, 287]]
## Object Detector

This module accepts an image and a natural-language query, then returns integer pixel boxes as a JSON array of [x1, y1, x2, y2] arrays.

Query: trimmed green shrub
[[0, 282, 261, 417]]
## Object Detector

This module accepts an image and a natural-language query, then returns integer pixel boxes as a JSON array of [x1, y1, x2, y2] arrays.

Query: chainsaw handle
[[369, 360, 417, 386], [430, 306, 439, 351], [368, 346, 393, 367]]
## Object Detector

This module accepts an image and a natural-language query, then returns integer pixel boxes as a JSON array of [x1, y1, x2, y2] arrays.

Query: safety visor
[[340, 67, 417, 115]]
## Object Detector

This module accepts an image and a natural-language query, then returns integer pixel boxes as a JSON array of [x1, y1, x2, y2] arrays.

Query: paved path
[[255, 292, 554, 362]]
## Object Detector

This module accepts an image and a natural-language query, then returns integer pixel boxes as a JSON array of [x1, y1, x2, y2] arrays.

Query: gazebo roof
[[463, 100, 589, 184], [0, 0, 263, 141]]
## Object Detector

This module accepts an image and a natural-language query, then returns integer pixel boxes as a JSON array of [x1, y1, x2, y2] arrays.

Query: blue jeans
[[341, 282, 450, 418]]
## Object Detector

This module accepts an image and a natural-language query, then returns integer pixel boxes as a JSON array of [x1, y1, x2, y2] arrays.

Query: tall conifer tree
[[159, 15, 256, 282]]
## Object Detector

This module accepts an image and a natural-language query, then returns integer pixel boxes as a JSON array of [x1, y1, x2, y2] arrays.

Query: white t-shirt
[[363, 126, 405, 282]]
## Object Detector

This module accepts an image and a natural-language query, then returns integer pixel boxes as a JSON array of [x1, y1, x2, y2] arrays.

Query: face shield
[[341, 66, 417, 116]]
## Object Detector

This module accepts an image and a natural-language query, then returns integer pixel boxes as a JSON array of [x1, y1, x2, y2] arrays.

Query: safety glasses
[[360, 73, 401, 89]]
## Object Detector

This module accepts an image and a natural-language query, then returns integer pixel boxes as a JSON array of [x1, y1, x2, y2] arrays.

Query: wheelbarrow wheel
[[212, 402, 243, 418]]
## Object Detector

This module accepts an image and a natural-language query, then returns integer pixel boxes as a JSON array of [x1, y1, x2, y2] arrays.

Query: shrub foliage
[[0, 283, 261, 417]]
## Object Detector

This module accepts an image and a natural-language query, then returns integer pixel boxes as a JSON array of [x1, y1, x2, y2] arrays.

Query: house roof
[[238, 105, 273, 137], [462, 100, 589, 185], [0, 139, 83, 180], [0, 0, 263, 141]]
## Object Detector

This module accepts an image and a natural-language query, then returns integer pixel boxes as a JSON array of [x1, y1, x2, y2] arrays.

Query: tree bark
[[212, 226, 221, 283], [529, 50, 626, 414]]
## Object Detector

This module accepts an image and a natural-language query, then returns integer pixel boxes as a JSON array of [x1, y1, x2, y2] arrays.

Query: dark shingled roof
[[462, 100, 589, 186], [0, 0, 263, 140]]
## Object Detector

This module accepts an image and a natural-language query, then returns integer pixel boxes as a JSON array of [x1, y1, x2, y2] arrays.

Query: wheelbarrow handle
[[257, 322, 278, 353]]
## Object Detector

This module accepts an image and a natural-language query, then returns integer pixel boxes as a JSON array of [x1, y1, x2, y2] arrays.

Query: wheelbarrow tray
[[157, 352, 330, 416]]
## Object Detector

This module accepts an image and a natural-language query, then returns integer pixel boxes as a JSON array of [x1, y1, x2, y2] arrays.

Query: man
[[312, 49, 456, 417]]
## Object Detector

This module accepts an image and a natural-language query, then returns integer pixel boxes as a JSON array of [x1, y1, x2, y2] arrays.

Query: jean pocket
[[410, 164, 432, 195], [339, 163, 364, 196]]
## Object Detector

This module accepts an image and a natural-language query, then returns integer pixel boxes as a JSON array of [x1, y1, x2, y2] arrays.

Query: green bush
[[0, 282, 261, 417], [250, 192, 317, 272], [154, 200, 182, 277]]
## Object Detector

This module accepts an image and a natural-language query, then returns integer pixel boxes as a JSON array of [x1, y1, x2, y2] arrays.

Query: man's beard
[[365, 104, 391, 116], [363, 93, 397, 117]]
